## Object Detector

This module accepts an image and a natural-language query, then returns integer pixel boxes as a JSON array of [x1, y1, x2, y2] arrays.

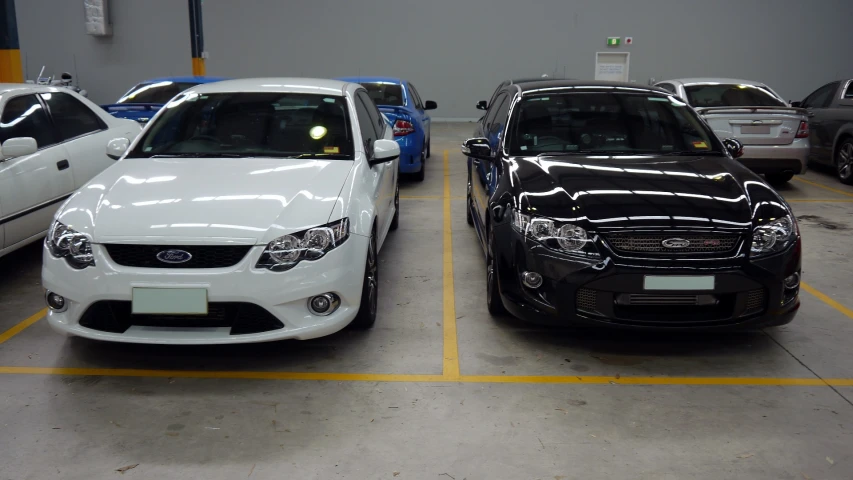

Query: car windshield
[[360, 82, 405, 107], [116, 81, 201, 104], [684, 83, 785, 107], [126, 92, 354, 159], [507, 92, 723, 156]]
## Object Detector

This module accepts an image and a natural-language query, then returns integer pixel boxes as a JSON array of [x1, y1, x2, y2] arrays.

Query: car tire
[[466, 177, 474, 226], [351, 229, 378, 329], [426, 137, 431, 159], [486, 232, 506, 316], [413, 149, 426, 182], [765, 172, 794, 186], [836, 139, 853, 185], [389, 184, 400, 231]]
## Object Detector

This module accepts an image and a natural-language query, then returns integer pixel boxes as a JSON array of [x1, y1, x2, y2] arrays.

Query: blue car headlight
[[256, 218, 349, 271]]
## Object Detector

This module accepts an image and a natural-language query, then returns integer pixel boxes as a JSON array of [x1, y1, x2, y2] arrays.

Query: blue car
[[338, 76, 436, 181], [101, 76, 229, 124]]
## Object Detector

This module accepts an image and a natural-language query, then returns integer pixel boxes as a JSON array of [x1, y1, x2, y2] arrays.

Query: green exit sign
[[607, 37, 621, 46]]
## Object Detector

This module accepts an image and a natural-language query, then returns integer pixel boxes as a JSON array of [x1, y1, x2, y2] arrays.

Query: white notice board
[[595, 52, 630, 82]]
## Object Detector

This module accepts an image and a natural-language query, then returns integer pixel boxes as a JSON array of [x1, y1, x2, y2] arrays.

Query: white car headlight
[[256, 218, 349, 271], [751, 215, 796, 257], [46, 221, 95, 269], [511, 208, 598, 257]]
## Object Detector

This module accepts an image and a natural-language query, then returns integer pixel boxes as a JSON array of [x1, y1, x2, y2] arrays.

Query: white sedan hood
[[70, 157, 353, 245]]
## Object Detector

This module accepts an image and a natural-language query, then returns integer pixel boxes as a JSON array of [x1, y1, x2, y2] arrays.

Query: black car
[[791, 79, 853, 184], [462, 80, 801, 330]]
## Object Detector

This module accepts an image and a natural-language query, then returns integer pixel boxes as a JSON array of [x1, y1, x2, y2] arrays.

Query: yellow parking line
[[442, 149, 461, 379], [0, 308, 46, 344], [0, 366, 851, 386], [794, 177, 853, 198], [801, 281, 853, 320], [786, 198, 853, 203], [400, 195, 465, 200]]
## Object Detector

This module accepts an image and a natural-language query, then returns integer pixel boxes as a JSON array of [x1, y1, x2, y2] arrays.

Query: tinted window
[[487, 82, 508, 109], [508, 92, 721, 156], [408, 83, 423, 110], [490, 95, 512, 134], [0, 94, 57, 148], [360, 82, 405, 107], [41, 92, 104, 140], [354, 97, 376, 147], [484, 93, 508, 130], [803, 82, 839, 109], [357, 91, 384, 139], [117, 81, 200, 104], [684, 83, 785, 107], [128, 92, 353, 159], [657, 83, 677, 94]]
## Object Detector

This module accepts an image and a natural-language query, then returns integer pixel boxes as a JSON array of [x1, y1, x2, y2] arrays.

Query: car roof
[[0, 83, 71, 95], [187, 77, 349, 95], [664, 78, 768, 87], [336, 76, 404, 85], [142, 76, 231, 84], [515, 80, 667, 93]]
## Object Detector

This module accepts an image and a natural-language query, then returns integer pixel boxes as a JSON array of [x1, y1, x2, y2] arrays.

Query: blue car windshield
[[360, 82, 405, 107], [126, 92, 354, 159], [117, 81, 201, 104]]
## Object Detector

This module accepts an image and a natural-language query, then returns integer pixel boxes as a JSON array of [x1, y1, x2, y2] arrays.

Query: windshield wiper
[[660, 151, 723, 156], [293, 153, 351, 159], [148, 153, 245, 158]]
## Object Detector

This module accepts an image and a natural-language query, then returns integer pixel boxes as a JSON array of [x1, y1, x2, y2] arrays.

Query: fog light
[[45, 291, 67, 312], [308, 293, 340, 316], [784, 272, 800, 289], [521, 271, 543, 289]]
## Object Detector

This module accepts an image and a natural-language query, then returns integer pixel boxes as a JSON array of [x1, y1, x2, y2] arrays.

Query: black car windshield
[[508, 92, 723, 156], [116, 81, 201, 104], [360, 82, 405, 107], [126, 92, 354, 159], [684, 83, 785, 107]]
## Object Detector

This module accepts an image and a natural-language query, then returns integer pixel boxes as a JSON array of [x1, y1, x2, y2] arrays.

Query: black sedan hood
[[508, 155, 786, 232]]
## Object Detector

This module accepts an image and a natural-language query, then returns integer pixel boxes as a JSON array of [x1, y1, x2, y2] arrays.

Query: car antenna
[[73, 54, 80, 87]]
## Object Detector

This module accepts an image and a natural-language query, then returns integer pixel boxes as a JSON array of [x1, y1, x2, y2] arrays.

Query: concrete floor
[[1, 123, 852, 479]]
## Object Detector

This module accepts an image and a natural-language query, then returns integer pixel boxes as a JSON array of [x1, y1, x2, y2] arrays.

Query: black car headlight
[[46, 221, 95, 269], [510, 209, 600, 258], [256, 218, 349, 271], [751, 215, 796, 257]]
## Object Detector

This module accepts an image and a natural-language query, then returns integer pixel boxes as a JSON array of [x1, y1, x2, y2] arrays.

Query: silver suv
[[656, 78, 810, 185]]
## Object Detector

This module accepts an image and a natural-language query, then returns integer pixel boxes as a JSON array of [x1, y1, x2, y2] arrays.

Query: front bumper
[[738, 139, 809, 174], [41, 235, 369, 344], [493, 226, 801, 331], [396, 134, 424, 173]]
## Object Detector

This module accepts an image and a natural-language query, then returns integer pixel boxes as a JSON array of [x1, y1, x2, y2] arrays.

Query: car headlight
[[510, 208, 599, 257], [256, 218, 349, 271], [46, 221, 95, 269], [751, 215, 796, 257]]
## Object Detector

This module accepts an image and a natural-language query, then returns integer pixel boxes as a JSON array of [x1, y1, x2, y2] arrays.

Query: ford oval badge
[[156, 249, 193, 264], [661, 238, 690, 249]]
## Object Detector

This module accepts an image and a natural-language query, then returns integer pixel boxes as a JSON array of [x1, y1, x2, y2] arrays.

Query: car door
[[800, 82, 839, 164], [354, 93, 390, 239], [0, 93, 74, 251], [357, 90, 396, 232], [407, 83, 431, 145], [472, 92, 510, 234], [39, 91, 117, 188]]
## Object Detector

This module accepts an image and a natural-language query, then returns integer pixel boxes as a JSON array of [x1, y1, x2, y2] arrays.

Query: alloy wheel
[[838, 142, 853, 184]]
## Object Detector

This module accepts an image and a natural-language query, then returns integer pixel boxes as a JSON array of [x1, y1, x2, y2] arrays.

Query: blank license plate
[[131, 288, 208, 314], [740, 125, 770, 134], [643, 276, 715, 291]]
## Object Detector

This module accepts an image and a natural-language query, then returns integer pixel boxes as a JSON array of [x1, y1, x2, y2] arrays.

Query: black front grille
[[617, 294, 718, 306], [743, 289, 765, 315], [78, 301, 284, 335], [104, 244, 252, 268], [605, 233, 739, 255], [576, 288, 600, 314]]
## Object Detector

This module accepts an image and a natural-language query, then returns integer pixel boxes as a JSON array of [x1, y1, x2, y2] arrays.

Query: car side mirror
[[1, 137, 38, 159], [723, 138, 744, 159], [790, 101, 802, 108], [106, 137, 130, 160], [370, 138, 400, 166], [462, 138, 492, 160], [424, 100, 437, 110], [476, 100, 488, 111]]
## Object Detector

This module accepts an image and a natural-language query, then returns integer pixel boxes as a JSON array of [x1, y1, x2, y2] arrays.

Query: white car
[[41, 78, 400, 344], [0, 84, 141, 257]]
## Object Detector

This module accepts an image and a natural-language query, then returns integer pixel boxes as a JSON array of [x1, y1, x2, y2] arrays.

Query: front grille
[[743, 289, 765, 315], [576, 288, 599, 314], [617, 294, 718, 306], [78, 301, 284, 335], [104, 244, 253, 269], [605, 233, 739, 255]]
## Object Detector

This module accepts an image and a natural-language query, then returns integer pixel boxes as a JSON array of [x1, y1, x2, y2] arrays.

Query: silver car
[[655, 78, 810, 185]]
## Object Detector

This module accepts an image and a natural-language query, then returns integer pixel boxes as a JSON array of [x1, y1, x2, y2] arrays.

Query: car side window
[[356, 91, 384, 138], [486, 82, 507, 110], [0, 94, 58, 148], [354, 96, 376, 149], [844, 81, 853, 99], [657, 83, 677, 94], [408, 83, 424, 110], [484, 93, 508, 131], [490, 95, 512, 135], [802, 82, 838, 109], [41, 92, 106, 141]]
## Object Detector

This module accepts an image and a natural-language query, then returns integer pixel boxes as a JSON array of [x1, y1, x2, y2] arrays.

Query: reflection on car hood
[[509, 155, 784, 231], [60, 157, 353, 244]]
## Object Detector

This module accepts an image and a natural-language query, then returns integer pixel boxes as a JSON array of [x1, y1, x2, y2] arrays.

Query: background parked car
[[792, 79, 853, 184], [338, 77, 435, 181], [0, 84, 141, 257], [656, 78, 810, 186], [101, 76, 229, 124]]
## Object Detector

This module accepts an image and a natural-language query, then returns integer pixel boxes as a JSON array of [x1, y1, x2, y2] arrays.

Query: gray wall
[[16, 0, 853, 118]]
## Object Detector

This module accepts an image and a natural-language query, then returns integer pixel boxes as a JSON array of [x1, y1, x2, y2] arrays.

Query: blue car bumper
[[396, 134, 424, 173]]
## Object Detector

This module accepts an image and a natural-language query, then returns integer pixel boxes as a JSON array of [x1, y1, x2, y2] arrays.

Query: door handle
[[56, 160, 69, 171]]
